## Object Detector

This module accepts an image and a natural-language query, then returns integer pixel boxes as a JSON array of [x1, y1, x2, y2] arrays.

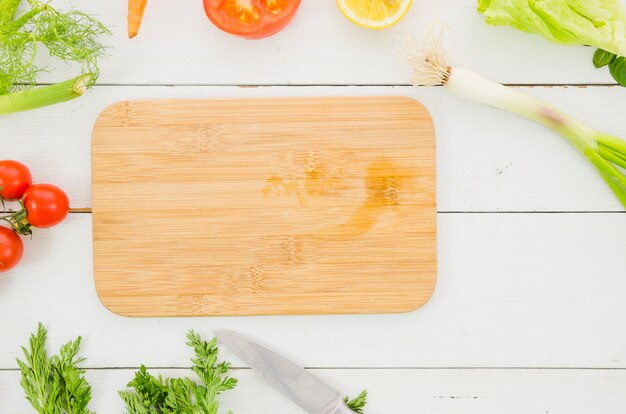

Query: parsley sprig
[[16, 326, 368, 413], [119, 331, 238, 414], [345, 390, 368, 414], [16, 323, 93, 414]]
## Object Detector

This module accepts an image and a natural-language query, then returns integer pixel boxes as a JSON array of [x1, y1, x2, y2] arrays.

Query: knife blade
[[215, 330, 355, 414]]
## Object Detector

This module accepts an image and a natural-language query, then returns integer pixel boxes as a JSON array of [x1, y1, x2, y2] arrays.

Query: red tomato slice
[[203, 0, 301, 39]]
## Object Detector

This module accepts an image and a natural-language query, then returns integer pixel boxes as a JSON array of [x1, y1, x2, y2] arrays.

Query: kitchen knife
[[215, 330, 356, 414]]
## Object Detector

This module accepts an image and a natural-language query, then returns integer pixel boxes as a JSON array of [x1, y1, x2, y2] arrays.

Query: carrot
[[128, 0, 148, 38]]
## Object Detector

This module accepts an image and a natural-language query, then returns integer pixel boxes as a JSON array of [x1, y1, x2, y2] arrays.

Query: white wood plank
[[0, 213, 624, 369], [25, 0, 615, 86], [1, 368, 625, 413], [3, 85, 625, 212]]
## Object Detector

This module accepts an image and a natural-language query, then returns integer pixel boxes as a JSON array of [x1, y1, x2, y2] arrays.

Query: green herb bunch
[[16, 326, 369, 413], [0, 0, 109, 113], [345, 390, 368, 414], [119, 331, 238, 414], [16, 323, 94, 414]]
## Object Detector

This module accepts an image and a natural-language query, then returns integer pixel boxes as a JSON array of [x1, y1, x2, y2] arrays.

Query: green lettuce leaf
[[477, 0, 626, 57]]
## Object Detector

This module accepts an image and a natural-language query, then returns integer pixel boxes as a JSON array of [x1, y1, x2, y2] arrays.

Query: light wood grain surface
[[1, 0, 625, 412], [92, 97, 436, 316]]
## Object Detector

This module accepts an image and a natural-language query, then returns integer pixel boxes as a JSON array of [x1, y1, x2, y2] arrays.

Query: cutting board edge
[[91, 289, 439, 318], [90, 95, 434, 127]]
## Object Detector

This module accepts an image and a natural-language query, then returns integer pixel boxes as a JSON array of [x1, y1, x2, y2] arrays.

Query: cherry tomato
[[0, 226, 23, 273], [203, 0, 301, 39], [0, 160, 32, 200], [23, 184, 70, 228]]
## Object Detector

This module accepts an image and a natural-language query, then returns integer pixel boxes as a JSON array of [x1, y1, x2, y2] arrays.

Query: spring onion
[[398, 33, 626, 208]]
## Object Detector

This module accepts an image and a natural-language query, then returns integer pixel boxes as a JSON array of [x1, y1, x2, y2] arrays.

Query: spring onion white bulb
[[398, 33, 626, 208]]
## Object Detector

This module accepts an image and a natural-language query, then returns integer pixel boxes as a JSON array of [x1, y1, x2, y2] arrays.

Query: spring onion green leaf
[[399, 32, 626, 208]]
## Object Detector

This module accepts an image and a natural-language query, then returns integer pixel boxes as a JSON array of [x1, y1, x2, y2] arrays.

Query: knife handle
[[330, 402, 357, 414]]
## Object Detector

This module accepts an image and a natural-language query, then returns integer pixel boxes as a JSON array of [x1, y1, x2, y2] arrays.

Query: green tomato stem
[[0, 73, 92, 115]]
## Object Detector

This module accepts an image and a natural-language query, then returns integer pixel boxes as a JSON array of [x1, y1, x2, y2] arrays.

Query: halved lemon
[[337, 0, 412, 30]]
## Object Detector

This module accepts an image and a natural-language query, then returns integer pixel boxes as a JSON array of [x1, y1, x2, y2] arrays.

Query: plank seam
[[14, 83, 621, 88], [4, 210, 617, 214], [1, 367, 625, 371]]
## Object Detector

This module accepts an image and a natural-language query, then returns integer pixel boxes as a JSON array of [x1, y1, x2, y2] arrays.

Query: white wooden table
[[2, 1, 626, 412]]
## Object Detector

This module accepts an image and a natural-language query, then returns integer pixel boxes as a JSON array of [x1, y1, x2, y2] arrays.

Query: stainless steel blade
[[215, 330, 346, 414]]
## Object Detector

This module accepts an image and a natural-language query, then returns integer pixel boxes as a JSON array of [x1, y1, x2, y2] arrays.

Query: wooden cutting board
[[92, 97, 436, 317]]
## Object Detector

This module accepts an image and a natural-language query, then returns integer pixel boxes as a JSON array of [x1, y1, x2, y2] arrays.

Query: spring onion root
[[0, 74, 93, 115], [398, 33, 626, 208]]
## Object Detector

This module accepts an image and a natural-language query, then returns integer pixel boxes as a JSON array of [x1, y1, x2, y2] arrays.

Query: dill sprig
[[16, 323, 94, 414], [119, 331, 238, 414], [0, 0, 109, 95]]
